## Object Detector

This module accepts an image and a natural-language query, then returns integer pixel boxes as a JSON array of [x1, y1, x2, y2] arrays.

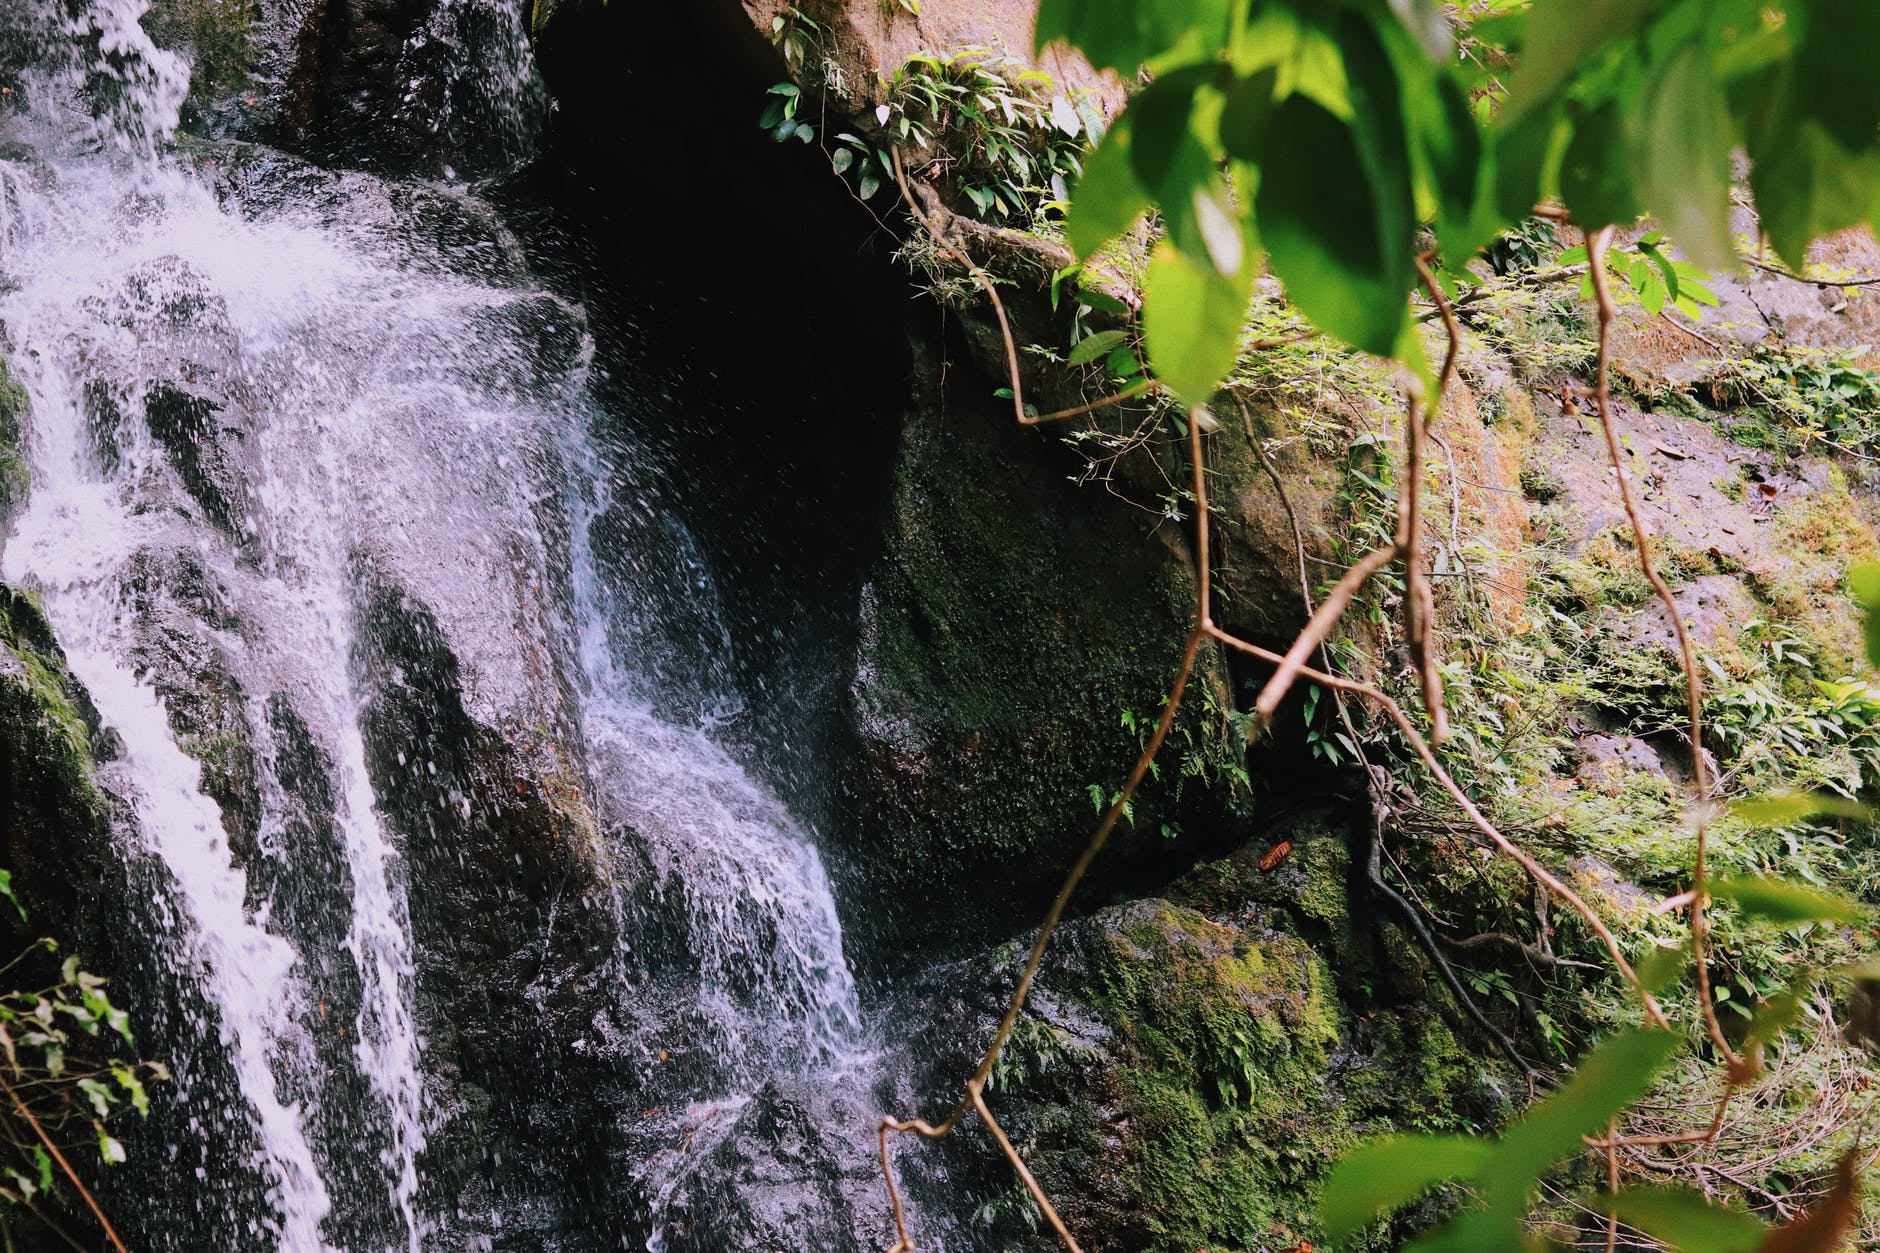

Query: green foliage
[[0, 929, 163, 1229], [1036, 0, 1880, 409], [1321, 1029, 1682, 1248], [767, 47, 1099, 225], [1708, 875, 1865, 927], [1594, 1188, 1769, 1252], [976, 2, 1880, 1245], [758, 81, 815, 145], [881, 49, 1098, 223], [1559, 232, 1721, 319], [767, 6, 827, 76], [1703, 345, 1880, 459]]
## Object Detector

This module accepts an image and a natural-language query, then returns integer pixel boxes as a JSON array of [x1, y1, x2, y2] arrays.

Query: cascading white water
[[0, 178, 344, 1250], [397, 0, 551, 172], [563, 445, 868, 1253], [566, 454, 863, 1079], [0, 0, 875, 1246]]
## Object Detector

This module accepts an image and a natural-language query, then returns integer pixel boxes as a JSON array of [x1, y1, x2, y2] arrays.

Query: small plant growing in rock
[[0, 873, 163, 1249]]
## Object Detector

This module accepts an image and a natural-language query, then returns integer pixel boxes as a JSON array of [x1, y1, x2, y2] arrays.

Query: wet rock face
[[78, 253, 257, 534], [838, 353, 1245, 950], [116, 545, 261, 848], [0, 584, 275, 1252], [274, 0, 546, 172], [275, 0, 436, 157], [0, 361, 27, 524], [350, 577, 635, 1240], [604, 1075, 897, 1253]]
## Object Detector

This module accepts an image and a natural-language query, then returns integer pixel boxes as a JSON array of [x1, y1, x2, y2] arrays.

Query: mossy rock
[[0, 356, 28, 523], [0, 585, 118, 959], [143, 0, 256, 127], [958, 883, 1521, 1252]]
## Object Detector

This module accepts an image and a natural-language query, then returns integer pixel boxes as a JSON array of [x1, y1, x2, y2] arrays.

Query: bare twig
[[0, 1074, 127, 1253], [1584, 226, 1737, 1073], [1741, 254, 1880, 288]]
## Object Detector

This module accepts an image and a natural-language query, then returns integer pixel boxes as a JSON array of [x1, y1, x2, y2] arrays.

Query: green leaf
[[96, 1129, 125, 1166], [1788, 0, 1880, 154], [1416, 72, 1489, 259], [1218, 66, 1278, 162], [1495, 1029, 1682, 1193], [1256, 93, 1410, 357], [1593, 1187, 1768, 1252], [1036, 0, 1229, 75], [1494, 106, 1570, 225], [1078, 288, 1133, 317], [1751, 121, 1877, 271], [1709, 875, 1865, 926], [1559, 101, 1640, 231], [1499, 0, 1659, 129], [1744, 987, 1807, 1054], [1387, 0, 1452, 62], [1321, 1135, 1496, 1242], [110, 1061, 149, 1116], [1069, 329, 1130, 366], [1142, 235, 1256, 406], [1636, 940, 1690, 996], [1852, 561, 1880, 669], [1127, 69, 1237, 274], [1051, 94, 1081, 137], [1065, 110, 1152, 259], [1630, 37, 1734, 271], [1731, 791, 1873, 827], [0, 870, 21, 921], [77, 1077, 112, 1119]]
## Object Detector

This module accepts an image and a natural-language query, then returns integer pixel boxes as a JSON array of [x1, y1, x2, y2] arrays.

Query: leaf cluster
[[1041, 0, 1880, 409]]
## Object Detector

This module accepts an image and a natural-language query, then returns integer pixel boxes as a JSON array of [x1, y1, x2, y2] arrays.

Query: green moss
[[1519, 460, 1566, 502], [0, 587, 103, 824], [0, 358, 27, 522], [1747, 471, 1880, 675], [1342, 1010, 1514, 1134], [1549, 526, 1653, 609], [1066, 905, 1346, 1251], [144, 0, 256, 123]]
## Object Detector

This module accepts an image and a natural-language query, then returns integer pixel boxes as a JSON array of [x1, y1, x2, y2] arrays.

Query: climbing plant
[[873, 2, 1880, 1250]]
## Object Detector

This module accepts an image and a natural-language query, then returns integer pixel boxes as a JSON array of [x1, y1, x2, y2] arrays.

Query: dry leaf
[[1757, 1153, 1859, 1253]]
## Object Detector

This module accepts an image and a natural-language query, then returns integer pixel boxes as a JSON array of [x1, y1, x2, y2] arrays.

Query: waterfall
[[566, 445, 863, 1081], [0, 68, 430, 1253], [0, 0, 872, 1246]]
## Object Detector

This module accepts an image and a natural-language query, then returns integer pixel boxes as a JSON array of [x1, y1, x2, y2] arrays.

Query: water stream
[[0, 0, 872, 1246]]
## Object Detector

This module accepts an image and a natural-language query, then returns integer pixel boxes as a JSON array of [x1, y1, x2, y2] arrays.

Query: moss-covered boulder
[[144, 0, 256, 130], [0, 585, 114, 941], [894, 819, 1521, 1253]]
